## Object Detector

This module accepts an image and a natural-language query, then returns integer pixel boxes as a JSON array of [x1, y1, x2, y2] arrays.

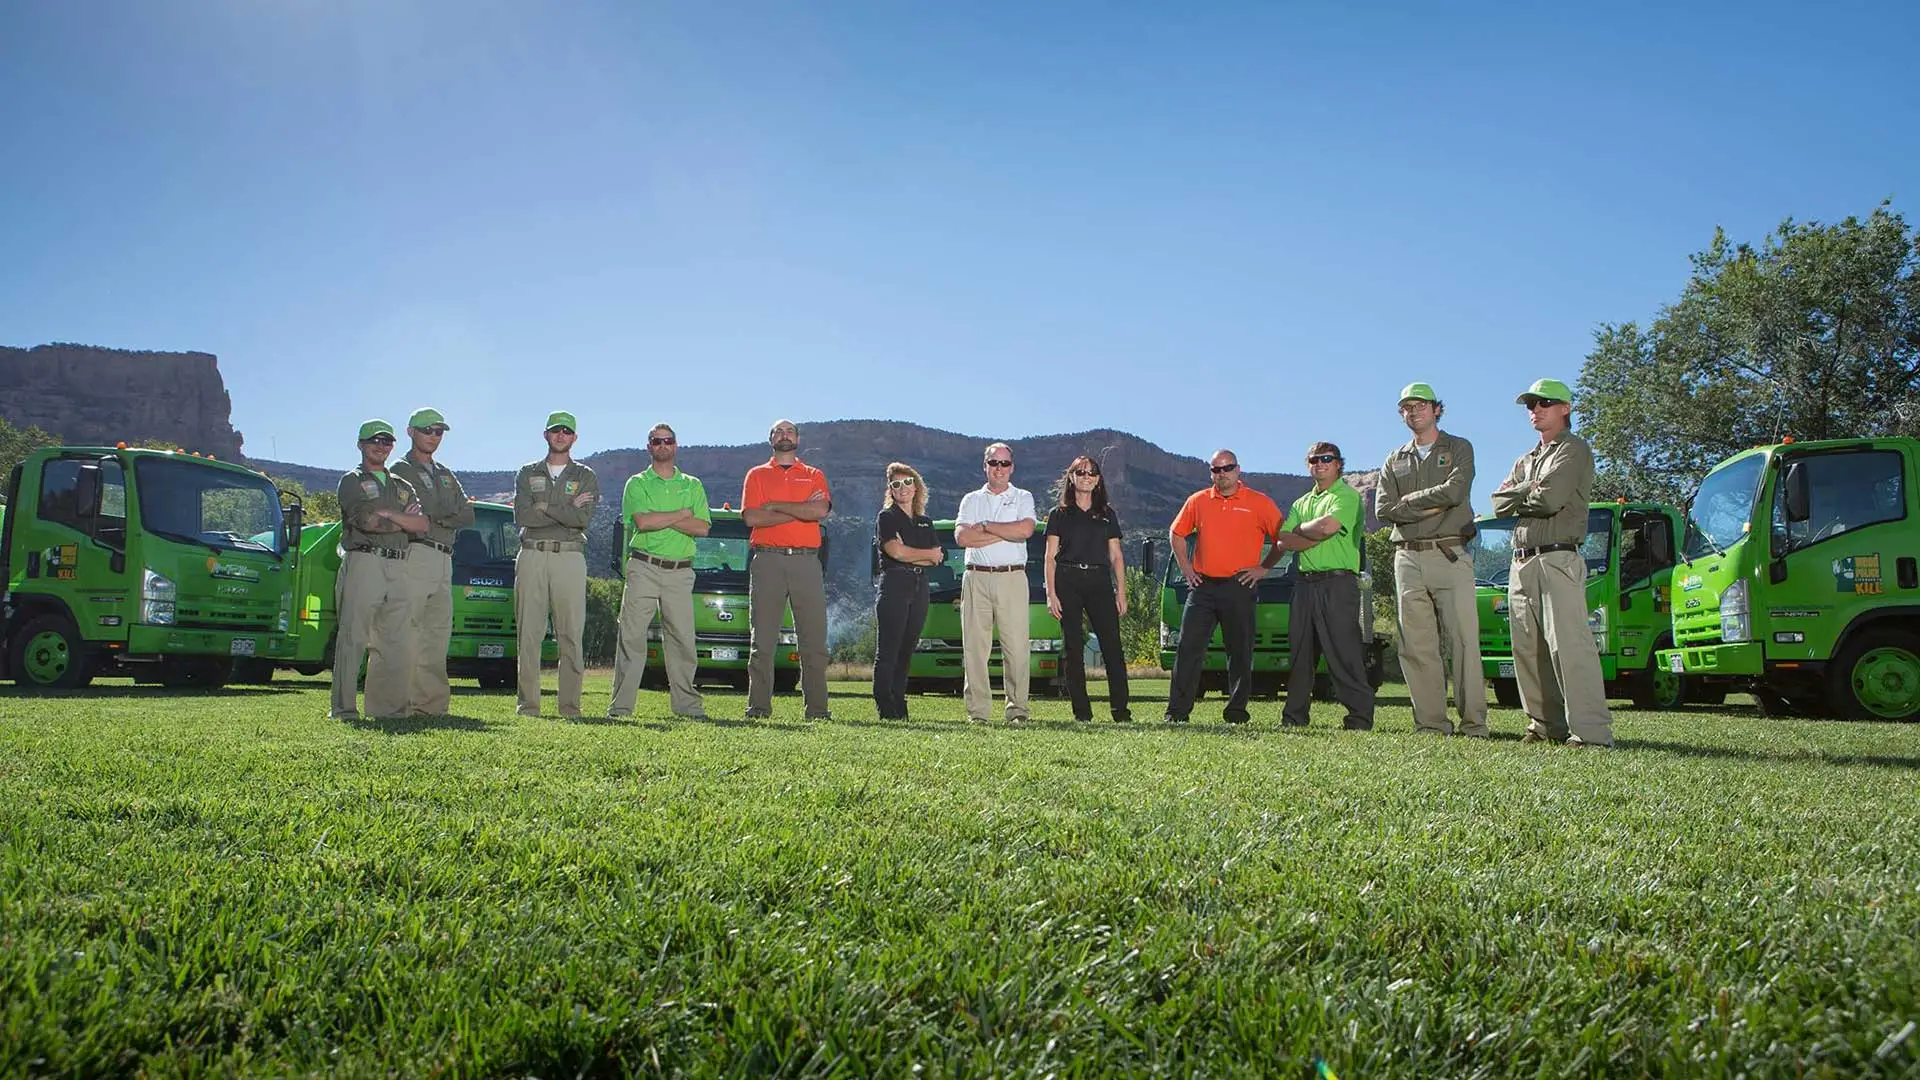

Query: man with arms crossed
[[388, 406, 474, 718], [955, 442, 1037, 724], [741, 419, 832, 721], [1492, 378, 1614, 748], [1375, 382, 1488, 737], [608, 423, 712, 721], [331, 419, 429, 721], [513, 410, 600, 719], [1277, 442, 1374, 730]]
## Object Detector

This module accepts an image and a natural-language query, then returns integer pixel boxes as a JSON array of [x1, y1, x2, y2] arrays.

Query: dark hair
[[1054, 455, 1110, 516]]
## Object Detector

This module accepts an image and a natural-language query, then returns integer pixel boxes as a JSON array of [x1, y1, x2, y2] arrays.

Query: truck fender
[[1833, 607, 1920, 659]]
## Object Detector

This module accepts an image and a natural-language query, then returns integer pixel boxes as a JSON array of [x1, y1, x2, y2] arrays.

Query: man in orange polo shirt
[[741, 418, 832, 720], [1164, 449, 1341, 724]]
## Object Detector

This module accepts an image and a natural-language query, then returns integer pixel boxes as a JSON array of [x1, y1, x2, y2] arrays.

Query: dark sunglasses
[[1307, 454, 1339, 465], [986, 458, 1013, 468], [649, 436, 675, 445], [888, 477, 917, 489], [1071, 469, 1099, 478], [1524, 399, 1564, 411], [363, 435, 396, 446], [1210, 463, 1238, 474], [546, 426, 575, 435], [418, 425, 448, 436]]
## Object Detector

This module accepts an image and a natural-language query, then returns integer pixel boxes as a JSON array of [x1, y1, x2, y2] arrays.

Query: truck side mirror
[[1140, 539, 1157, 577], [286, 502, 304, 552], [1783, 461, 1811, 523]]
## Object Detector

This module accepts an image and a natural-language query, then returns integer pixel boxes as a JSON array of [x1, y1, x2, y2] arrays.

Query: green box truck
[[1146, 540, 1387, 696], [621, 508, 799, 691], [1654, 436, 1919, 721], [874, 521, 1066, 694], [275, 499, 553, 687], [1473, 501, 1711, 709], [0, 446, 301, 689]]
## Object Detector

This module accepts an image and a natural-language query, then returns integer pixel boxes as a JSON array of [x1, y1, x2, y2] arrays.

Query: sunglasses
[[986, 459, 1013, 468], [1072, 469, 1100, 478], [649, 436, 675, 445], [364, 436, 395, 446], [888, 477, 917, 489], [418, 425, 448, 436], [1307, 454, 1339, 465], [1525, 400, 1564, 411], [1210, 463, 1239, 474], [546, 426, 575, 435]]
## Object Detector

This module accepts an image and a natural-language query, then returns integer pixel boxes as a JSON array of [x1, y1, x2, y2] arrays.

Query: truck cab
[[1473, 501, 1702, 709], [1655, 437, 1920, 720], [0, 446, 300, 689]]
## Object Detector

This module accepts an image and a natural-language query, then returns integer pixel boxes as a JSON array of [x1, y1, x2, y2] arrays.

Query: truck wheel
[[1826, 628, 1920, 722], [1690, 686, 1728, 707], [161, 659, 230, 690], [477, 666, 513, 691], [774, 668, 800, 693], [1492, 678, 1521, 708], [11, 613, 93, 690], [640, 666, 669, 691], [1629, 644, 1688, 710], [231, 658, 276, 685]]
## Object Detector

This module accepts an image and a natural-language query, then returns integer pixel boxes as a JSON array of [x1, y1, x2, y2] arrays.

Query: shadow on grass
[[554, 714, 672, 730], [346, 714, 494, 734], [1624, 736, 1920, 770], [0, 684, 307, 700]]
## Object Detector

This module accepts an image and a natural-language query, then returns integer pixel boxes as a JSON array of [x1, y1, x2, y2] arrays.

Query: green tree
[[1119, 567, 1160, 666], [1579, 202, 1920, 503], [1363, 526, 1396, 602], [0, 417, 59, 482]]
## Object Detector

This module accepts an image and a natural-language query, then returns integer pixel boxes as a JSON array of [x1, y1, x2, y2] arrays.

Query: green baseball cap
[[1516, 378, 1572, 405], [544, 411, 577, 432], [357, 419, 396, 441], [1399, 381, 1439, 404], [408, 407, 449, 431]]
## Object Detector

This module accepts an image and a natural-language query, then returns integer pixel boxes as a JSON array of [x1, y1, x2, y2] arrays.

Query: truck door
[[29, 455, 131, 627], [1768, 447, 1909, 659]]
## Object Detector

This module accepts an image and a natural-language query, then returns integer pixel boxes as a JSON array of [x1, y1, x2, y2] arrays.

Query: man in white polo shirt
[[955, 442, 1037, 723]]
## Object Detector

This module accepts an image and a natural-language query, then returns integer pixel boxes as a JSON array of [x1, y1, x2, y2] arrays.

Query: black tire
[[773, 668, 800, 693], [1492, 678, 1521, 708], [1825, 628, 1920, 722], [477, 665, 513, 691], [230, 658, 276, 685], [10, 613, 93, 690], [1365, 644, 1387, 690], [1691, 686, 1728, 707], [1628, 641, 1688, 710], [160, 658, 230, 690], [640, 666, 669, 691]]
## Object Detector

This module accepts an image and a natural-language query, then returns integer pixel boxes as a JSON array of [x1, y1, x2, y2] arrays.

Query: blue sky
[[3, 0, 1915, 510]]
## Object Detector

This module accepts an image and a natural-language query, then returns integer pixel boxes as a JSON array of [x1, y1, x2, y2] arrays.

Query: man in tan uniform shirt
[[331, 419, 429, 720], [1491, 378, 1614, 748], [388, 407, 475, 717], [1376, 382, 1488, 737], [514, 410, 600, 718]]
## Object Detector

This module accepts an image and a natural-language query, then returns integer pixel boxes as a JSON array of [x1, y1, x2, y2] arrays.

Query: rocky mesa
[[0, 343, 246, 460]]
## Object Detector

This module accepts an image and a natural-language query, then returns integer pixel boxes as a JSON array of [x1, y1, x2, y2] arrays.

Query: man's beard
[[772, 439, 798, 453]]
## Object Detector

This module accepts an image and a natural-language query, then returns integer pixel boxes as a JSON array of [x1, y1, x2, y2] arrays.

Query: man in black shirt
[[1043, 455, 1133, 722]]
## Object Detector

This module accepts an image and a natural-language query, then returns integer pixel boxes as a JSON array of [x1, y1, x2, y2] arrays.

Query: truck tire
[[160, 658, 230, 690], [1629, 641, 1688, 710], [1492, 678, 1521, 708], [773, 668, 800, 693], [10, 613, 93, 690], [1826, 628, 1920, 722], [230, 658, 276, 685], [477, 665, 514, 691]]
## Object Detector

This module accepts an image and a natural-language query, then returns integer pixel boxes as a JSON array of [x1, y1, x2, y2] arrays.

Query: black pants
[[1167, 578, 1256, 720], [1056, 565, 1131, 720], [872, 566, 929, 718], [1283, 573, 1375, 728]]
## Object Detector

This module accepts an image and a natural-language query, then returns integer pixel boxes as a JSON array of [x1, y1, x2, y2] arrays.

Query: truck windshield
[[454, 506, 519, 568], [1472, 509, 1611, 587], [134, 458, 287, 556], [1683, 453, 1766, 561], [695, 517, 752, 586]]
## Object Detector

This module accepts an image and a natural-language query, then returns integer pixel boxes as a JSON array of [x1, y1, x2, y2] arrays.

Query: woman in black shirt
[[1043, 455, 1131, 722], [873, 462, 943, 719]]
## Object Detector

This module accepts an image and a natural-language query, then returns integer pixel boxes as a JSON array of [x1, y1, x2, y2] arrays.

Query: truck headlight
[[778, 630, 798, 646], [1720, 578, 1750, 643], [1588, 605, 1608, 653], [141, 568, 176, 626], [915, 638, 945, 651], [1029, 638, 1063, 653], [1160, 626, 1180, 648]]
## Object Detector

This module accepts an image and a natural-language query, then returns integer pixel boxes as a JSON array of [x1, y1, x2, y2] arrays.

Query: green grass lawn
[[2, 675, 1917, 1078]]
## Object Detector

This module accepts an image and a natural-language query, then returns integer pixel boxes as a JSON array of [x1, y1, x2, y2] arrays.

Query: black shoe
[[1280, 716, 1310, 727], [1163, 713, 1189, 724], [1112, 710, 1132, 723], [1224, 711, 1251, 725], [1342, 718, 1374, 731], [1074, 714, 1094, 723]]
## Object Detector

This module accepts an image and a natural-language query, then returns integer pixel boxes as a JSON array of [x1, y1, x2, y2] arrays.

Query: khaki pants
[[962, 568, 1030, 722], [331, 550, 414, 719], [1395, 547, 1488, 736], [515, 546, 587, 716], [609, 558, 703, 718], [1509, 548, 1613, 745], [748, 549, 829, 715], [399, 545, 453, 716]]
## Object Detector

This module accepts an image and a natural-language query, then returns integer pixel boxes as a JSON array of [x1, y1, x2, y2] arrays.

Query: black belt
[[1515, 543, 1579, 560], [1394, 537, 1466, 550], [347, 545, 407, 560], [629, 550, 693, 570], [410, 538, 452, 554], [1063, 562, 1109, 571], [1298, 569, 1355, 580], [882, 563, 925, 574], [751, 545, 819, 556], [966, 564, 1024, 573]]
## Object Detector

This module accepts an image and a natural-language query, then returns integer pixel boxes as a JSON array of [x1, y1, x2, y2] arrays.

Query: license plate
[[1669, 653, 1685, 674], [230, 638, 256, 657], [1497, 661, 1515, 678], [711, 646, 739, 662], [478, 643, 505, 659]]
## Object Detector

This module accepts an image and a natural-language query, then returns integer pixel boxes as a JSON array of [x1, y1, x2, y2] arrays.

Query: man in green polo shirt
[[1277, 441, 1375, 729], [608, 422, 713, 720]]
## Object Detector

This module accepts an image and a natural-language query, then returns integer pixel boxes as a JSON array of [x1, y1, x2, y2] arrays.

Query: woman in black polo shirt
[[873, 462, 943, 719], [1043, 455, 1132, 722]]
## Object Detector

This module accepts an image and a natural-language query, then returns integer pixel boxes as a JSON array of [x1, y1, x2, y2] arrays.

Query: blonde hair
[[884, 461, 928, 518]]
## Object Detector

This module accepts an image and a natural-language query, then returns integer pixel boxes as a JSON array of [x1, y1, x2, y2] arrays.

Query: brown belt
[[629, 550, 693, 570], [522, 539, 585, 553], [966, 564, 1024, 573], [1515, 543, 1579, 560]]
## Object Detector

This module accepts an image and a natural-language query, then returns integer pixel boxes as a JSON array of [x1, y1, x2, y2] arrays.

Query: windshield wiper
[[147, 527, 221, 554], [210, 532, 275, 553]]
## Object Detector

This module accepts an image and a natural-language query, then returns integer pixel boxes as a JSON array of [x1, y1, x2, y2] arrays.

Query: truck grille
[[175, 604, 276, 631]]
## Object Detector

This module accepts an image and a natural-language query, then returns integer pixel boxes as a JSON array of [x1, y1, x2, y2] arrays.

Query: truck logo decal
[[1680, 574, 1703, 592], [716, 610, 734, 622], [98, 615, 122, 627], [1771, 609, 1821, 618], [206, 558, 261, 582], [1684, 598, 1701, 609], [470, 577, 506, 587], [1833, 554, 1882, 595]]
